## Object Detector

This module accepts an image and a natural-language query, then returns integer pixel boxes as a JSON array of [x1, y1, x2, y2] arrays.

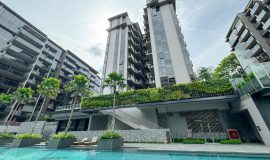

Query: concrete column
[[87, 114, 92, 131], [240, 96, 270, 146]]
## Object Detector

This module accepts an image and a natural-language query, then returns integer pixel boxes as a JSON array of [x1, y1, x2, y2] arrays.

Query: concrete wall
[[70, 129, 170, 143], [166, 112, 188, 137], [232, 95, 270, 146], [160, 3, 191, 83]]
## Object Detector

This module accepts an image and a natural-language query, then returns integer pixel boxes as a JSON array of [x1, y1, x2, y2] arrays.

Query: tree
[[198, 67, 212, 81], [213, 53, 244, 80], [3, 88, 33, 132], [0, 93, 13, 106], [63, 74, 91, 134], [30, 77, 60, 134], [103, 72, 125, 130]]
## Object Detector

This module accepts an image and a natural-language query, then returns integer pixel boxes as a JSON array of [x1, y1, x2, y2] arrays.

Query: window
[[156, 6, 160, 12]]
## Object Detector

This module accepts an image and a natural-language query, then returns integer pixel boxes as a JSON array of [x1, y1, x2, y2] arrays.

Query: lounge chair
[[84, 136, 98, 145], [35, 142, 47, 146], [73, 138, 89, 145]]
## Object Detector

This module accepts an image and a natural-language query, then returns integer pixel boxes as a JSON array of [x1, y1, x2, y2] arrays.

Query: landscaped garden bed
[[97, 131, 124, 150], [220, 139, 241, 144], [0, 133, 14, 145], [11, 134, 42, 147], [47, 133, 76, 148], [81, 79, 235, 109]]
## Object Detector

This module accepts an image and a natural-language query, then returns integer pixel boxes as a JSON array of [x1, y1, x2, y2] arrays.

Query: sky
[[2, 0, 248, 75]]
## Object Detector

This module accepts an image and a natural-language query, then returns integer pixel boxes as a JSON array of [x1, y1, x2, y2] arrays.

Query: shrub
[[100, 131, 122, 139], [81, 79, 235, 109], [51, 133, 76, 139], [182, 139, 205, 144], [0, 133, 14, 139], [220, 139, 241, 144], [15, 134, 42, 139]]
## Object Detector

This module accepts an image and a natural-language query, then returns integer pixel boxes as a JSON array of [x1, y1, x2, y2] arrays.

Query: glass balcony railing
[[231, 62, 270, 97], [55, 104, 80, 111]]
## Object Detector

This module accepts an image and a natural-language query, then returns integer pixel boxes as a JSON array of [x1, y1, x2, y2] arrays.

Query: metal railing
[[55, 104, 80, 111]]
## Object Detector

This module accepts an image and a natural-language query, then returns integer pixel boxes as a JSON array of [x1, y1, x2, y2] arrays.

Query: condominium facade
[[226, 0, 270, 145], [0, 2, 100, 121], [102, 0, 195, 94]]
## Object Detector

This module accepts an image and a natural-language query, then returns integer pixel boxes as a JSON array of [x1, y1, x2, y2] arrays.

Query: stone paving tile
[[122, 143, 270, 155]]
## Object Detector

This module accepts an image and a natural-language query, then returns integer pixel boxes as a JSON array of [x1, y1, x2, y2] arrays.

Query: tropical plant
[[213, 53, 244, 80], [0, 132, 14, 139], [81, 79, 234, 109], [0, 93, 13, 106], [3, 88, 34, 132], [30, 77, 60, 134], [103, 72, 125, 130], [51, 132, 76, 139], [15, 134, 42, 139], [198, 67, 212, 81], [100, 130, 122, 139], [63, 74, 91, 134]]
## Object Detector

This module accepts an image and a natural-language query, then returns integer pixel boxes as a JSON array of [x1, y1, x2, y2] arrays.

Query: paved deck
[[122, 143, 270, 155]]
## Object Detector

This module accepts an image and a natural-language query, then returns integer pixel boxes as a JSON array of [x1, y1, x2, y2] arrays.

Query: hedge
[[220, 139, 241, 144], [81, 79, 235, 109], [182, 139, 205, 144]]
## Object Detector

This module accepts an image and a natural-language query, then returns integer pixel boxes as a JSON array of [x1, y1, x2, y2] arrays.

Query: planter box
[[0, 139, 13, 145], [11, 138, 42, 147], [47, 138, 76, 149], [97, 138, 124, 150]]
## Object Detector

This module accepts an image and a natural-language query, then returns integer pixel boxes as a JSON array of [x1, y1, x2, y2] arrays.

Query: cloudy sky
[[2, 0, 248, 75]]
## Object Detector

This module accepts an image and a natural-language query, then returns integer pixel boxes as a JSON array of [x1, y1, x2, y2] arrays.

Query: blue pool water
[[0, 147, 269, 160]]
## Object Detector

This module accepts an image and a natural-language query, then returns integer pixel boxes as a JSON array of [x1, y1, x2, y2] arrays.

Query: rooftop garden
[[81, 79, 235, 109]]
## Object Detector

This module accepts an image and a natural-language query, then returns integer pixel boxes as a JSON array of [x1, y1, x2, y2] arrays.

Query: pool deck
[[121, 143, 270, 155]]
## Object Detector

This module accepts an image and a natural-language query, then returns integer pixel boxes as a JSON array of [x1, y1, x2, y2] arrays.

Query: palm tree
[[63, 74, 91, 134], [103, 72, 125, 131], [3, 88, 33, 132], [30, 77, 60, 134], [0, 93, 13, 106]]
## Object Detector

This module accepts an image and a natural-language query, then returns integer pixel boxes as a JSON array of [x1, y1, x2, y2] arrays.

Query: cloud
[[88, 44, 104, 57]]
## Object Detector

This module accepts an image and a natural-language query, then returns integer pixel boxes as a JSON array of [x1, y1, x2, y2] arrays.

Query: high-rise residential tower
[[0, 2, 101, 120], [102, 0, 195, 94], [143, 0, 195, 87], [226, 0, 270, 146]]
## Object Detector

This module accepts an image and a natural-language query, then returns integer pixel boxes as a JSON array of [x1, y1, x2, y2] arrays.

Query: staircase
[[101, 108, 161, 129]]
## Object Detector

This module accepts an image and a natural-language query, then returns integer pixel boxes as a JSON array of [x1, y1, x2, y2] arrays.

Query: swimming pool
[[0, 147, 269, 160]]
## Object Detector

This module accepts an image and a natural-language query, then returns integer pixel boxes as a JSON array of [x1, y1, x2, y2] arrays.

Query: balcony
[[244, 36, 256, 49], [128, 45, 135, 54], [128, 54, 135, 63], [39, 53, 54, 64], [0, 54, 32, 71], [19, 29, 45, 47], [262, 17, 270, 30], [64, 59, 76, 69], [27, 78, 36, 85], [0, 63, 27, 81], [245, 44, 262, 58], [231, 62, 270, 97], [256, 9, 270, 22], [12, 36, 41, 56], [62, 65, 74, 74], [228, 30, 239, 47], [35, 61, 50, 71], [0, 78, 19, 89], [127, 64, 135, 74], [5, 45, 36, 63], [250, 3, 262, 16], [239, 29, 249, 42]]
